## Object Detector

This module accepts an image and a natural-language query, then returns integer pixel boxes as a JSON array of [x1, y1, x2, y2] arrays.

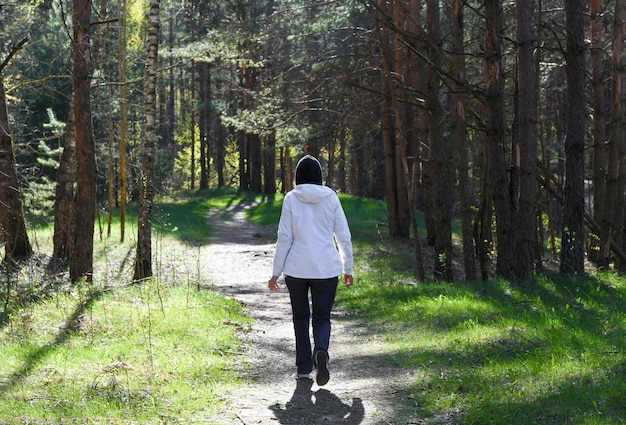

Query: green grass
[[337, 269, 626, 424], [249, 193, 626, 424], [10, 189, 626, 424], [0, 281, 251, 423]]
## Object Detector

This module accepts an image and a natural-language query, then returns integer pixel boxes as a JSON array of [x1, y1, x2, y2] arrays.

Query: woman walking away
[[268, 154, 354, 386]]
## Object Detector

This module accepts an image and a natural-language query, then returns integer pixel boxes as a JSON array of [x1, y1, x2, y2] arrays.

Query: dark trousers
[[285, 276, 338, 374]]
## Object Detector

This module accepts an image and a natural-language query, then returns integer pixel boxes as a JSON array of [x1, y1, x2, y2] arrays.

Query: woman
[[268, 155, 354, 386]]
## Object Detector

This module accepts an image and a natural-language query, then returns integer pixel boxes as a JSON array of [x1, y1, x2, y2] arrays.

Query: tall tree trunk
[[451, 0, 476, 281], [199, 62, 210, 190], [71, 0, 96, 282], [0, 76, 32, 263], [613, 0, 626, 271], [118, 0, 128, 242], [515, 0, 538, 277], [133, 0, 160, 280], [560, 0, 586, 275], [190, 58, 196, 190], [377, 0, 409, 239], [52, 100, 77, 264], [426, 0, 453, 280], [589, 0, 607, 264], [485, 0, 515, 279]]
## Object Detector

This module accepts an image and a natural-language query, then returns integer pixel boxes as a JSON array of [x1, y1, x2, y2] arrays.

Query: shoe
[[314, 350, 330, 386], [297, 373, 312, 380]]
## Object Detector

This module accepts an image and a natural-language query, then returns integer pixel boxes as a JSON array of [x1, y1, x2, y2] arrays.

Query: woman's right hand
[[268, 276, 279, 292]]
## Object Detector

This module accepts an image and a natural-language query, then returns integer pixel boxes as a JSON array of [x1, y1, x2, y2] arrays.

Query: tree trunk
[[613, 0, 626, 271], [451, 0, 476, 281], [118, 0, 128, 242], [560, 0, 586, 275], [71, 0, 96, 282], [52, 100, 77, 264], [264, 132, 277, 194], [0, 76, 32, 263], [485, 0, 515, 279], [199, 61, 210, 190], [426, 0, 453, 280], [515, 0, 539, 277], [133, 0, 160, 280], [589, 0, 607, 264]]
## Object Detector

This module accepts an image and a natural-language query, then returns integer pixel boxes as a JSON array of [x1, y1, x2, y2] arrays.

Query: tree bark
[[515, 0, 539, 277], [485, 0, 515, 279], [560, 0, 586, 275], [451, 0, 476, 281], [118, 0, 128, 242], [426, 0, 453, 281], [133, 0, 160, 280], [0, 76, 32, 263], [589, 0, 607, 265], [71, 0, 96, 282], [52, 100, 77, 264]]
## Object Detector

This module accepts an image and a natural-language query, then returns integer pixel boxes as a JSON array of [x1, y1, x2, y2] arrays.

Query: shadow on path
[[270, 379, 364, 424]]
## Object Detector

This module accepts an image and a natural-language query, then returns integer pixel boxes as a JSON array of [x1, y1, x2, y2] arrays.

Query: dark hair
[[295, 155, 323, 185]]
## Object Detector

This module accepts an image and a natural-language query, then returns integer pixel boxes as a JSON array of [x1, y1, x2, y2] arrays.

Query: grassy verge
[[247, 194, 626, 425], [1, 188, 259, 424], [0, 280, 251, 423]]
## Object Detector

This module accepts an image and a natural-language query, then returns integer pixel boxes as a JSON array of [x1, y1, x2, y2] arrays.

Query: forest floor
[[201, 201, 436, 425]]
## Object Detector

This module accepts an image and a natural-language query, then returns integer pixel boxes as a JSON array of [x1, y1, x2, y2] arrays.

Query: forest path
[[200, 201, 420, 425]]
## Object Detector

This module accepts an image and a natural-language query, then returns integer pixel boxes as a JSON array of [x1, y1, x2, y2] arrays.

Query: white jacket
[[272, 184, 353, 279]]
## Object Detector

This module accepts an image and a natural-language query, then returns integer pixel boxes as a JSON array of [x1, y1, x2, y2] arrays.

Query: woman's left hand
[[344, 274, 354, 287]]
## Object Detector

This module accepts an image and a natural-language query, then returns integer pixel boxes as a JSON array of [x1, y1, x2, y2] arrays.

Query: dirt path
[[201, 202, 417, 425]]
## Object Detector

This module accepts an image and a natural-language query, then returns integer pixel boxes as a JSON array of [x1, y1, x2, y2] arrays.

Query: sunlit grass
[[338, 266, 626, 424], [0, 280, 251, 423], [246, 193, 626, 423], [14, 190, 626, 424]]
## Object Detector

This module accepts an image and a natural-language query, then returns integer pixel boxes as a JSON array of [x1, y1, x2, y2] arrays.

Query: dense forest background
[[0, 0, 624, 283]]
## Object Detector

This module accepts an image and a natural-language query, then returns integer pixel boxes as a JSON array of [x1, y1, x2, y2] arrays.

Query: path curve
[[202, 202, 415, 425]]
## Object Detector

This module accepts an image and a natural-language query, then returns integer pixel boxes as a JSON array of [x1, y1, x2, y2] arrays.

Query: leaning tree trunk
[[0, 76, 32, 263], [560, 0, 586, 275], [70, 0, 96, 282], [133, 0, 160, 281]]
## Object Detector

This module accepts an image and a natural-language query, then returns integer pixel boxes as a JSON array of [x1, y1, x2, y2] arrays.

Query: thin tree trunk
[[485, 0, 515, 279], [613, 0, 626, 271], [560, 0, 586, 275], [264, 132, 277, 193], [426, 0, 453, 281], [133, 0, 160, 280], [118, 0, 128, 242], [199, 62, 209, 190], [71, 0, 96, 282], [589, 0, 607, 264], [451, 0, 476, 281]]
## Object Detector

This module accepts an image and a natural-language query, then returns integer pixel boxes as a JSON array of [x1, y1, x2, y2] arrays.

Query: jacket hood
[[295, 155, 323, 185], [292, 184, 335, 204]]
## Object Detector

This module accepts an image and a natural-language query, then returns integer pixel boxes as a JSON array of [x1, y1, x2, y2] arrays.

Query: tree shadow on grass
[[0, 286, 104, 397], [270, 378, 364, 424]]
